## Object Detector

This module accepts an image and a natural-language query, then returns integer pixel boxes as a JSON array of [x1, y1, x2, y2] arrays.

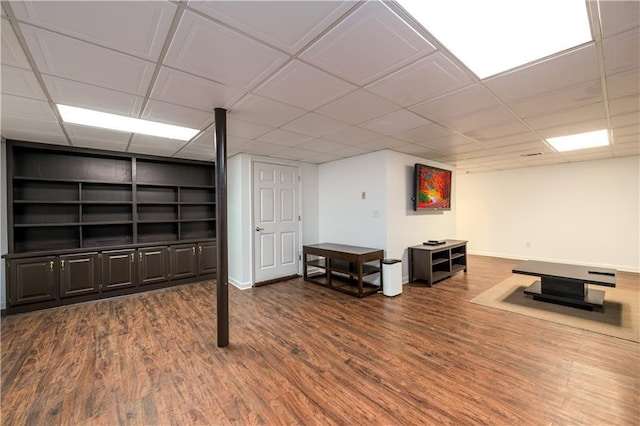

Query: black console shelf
[[408, 240, 468, 286], [3, 140, 217, 314]]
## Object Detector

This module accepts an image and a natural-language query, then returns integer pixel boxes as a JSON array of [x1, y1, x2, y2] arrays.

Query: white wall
[[228, 154, 320, 288], [319, 150, 456, 282], [386, 151, 456, 281], [456, 156, 640, 272], [227, 154, 254, 289]]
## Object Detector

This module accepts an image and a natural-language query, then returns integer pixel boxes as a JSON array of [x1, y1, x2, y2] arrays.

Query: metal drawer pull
[[61, 259, 65, 270], [131, 253, 134, 263], [49, 261, 54, 272], [192, 247, 196, 255]]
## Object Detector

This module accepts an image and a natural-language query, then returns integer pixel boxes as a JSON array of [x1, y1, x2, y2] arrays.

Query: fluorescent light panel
[[57, 104, 200, 141], [396, 0, 592, 79], [546, 129, 609, 152]]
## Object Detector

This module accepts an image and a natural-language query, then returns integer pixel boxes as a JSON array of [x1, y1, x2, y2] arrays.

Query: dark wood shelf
[[81, 221, 134, 226], [179, 218, 215, 223], [408, 240, 468, 286], [14, 222, 81, 228], [14, 176, 132, 185], [14, 200, 81, 204], [137, 182, 214, 189]]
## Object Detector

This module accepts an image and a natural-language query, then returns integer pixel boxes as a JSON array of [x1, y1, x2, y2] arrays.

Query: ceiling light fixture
[[546, 129, 610, 152], [395, 0, 592, 79], [57, 104, 200, 141]]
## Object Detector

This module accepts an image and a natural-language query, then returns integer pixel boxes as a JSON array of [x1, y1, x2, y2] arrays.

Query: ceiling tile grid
[[0, 0, 638, 173]]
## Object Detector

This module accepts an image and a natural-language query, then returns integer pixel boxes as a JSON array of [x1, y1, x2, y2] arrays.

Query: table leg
[[357, 261, 363, 297]]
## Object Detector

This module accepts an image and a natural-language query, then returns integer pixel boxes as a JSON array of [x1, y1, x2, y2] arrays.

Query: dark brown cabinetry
[[7, 256, 57, 306], [59, 252, 100, 298], [3, 141, 217, 314], [139, 246, 170, 285], [102, 249, 135, 290], [198, 241, 217, 275], [171, 244, 197, 280]]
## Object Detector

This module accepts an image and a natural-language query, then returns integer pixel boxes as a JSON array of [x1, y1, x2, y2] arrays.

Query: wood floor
[[2, 255, 639, 425]]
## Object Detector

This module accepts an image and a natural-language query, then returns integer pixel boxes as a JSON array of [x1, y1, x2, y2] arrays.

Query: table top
[[409, 239, 467, 251], [303, 243, 383, 256], [513, 260, 616, 287]]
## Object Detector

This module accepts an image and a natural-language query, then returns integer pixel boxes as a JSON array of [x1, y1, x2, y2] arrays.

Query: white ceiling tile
[[237, 140, 286, 156], [282, 112, 348, 137], [229, 94, 306, 127], [415, 134, 475, 151], [189, 0, 355, 54], [356, 135, 405, 150], [599, 1, 640, 38], [537, 118, 608, 139], [603, 28, 640, 75], [1, 115, 68, 145], [608, 94, 640, 116], [187, 130, 214, 148], [256, 129, 315, 147], [42, 75, 144, 116], [295, 139, 348, 153], [525, 103, 606, 131], [360, 109, 430, 135], [613, 140, 640, 156], [332, 145, 372, 158], [506, 79, 603, 117], [64, 123, 131, 151], [428, 139, 485, 155], [484, 44, 600, 102], [142, 100, 212, 129], [392, 143, 444, 158], [395, 123, 451, 143], [613, 124, 640, 138], [164, 11, 288, 88], [521, 152, 567, 167], [129, 134, 187, 156], [606, 68, 640, 98], [20, 24, 155, 96], [1, 18, 30, 68], [300, 1, 435, 85], [315, 89, 398, 125], [255, 60, 355, 110], [409, 84, 499, 122], [11, 1, 177, 61], [467, 121, 531, 141], [323, 125, 381, 145], [1, 93, 56, 120], [560, 146, 613, 162], [228, 136, 251, 149], [366, 52, 473, 106], [302, 153, 342, 164], [1, 65, 46, 99], [174, 149, 215, 162], [227, 117, 272, 139], [273, 147, 317, 161], [151, 67, 246, 112], [611, 112, 640, 128], [612, 132, 639, 145], [479, 132, 542, 148], [441, 106, 518, 134]]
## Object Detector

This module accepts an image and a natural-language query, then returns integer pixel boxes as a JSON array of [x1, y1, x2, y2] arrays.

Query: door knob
[[255, 226, 264, 231]]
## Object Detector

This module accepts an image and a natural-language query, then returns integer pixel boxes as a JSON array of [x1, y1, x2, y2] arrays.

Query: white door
[[253, 162, 299, 283]]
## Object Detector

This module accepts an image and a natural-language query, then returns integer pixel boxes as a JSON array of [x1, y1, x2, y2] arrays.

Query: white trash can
[[382, 259, 402, 296]]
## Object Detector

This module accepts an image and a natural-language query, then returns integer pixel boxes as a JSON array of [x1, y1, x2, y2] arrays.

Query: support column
[[214, 108, 229, 347]]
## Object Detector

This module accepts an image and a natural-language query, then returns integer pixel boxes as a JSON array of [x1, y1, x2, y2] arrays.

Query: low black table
[[512, 260, 616, 310]]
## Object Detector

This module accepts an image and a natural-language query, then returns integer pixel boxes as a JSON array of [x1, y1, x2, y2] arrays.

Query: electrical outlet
[[526, 242, 531, 248], [361, 191, 366, 199]]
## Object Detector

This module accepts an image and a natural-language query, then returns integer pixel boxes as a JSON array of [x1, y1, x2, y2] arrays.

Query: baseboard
[[467, 250, 640, 274], [228, 277, 252, 290]]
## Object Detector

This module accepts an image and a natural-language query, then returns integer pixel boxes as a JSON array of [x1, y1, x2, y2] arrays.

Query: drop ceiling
[[1, 0, 638, 173]]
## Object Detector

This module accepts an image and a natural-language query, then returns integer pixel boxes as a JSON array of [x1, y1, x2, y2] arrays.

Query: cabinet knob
[[49, 261, 54, 272], [139, 252, 143, 262], [131, 253, 135, 263], [61, 259, 65, 270], [199, 246, 202, 254], [192, 246, 196, 255]]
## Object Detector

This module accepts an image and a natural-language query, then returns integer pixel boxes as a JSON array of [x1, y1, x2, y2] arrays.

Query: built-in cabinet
[[3, 141, 217, 314]]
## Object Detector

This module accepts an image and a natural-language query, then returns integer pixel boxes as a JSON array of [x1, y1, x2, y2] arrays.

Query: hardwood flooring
[[2, 255, 639, 425]]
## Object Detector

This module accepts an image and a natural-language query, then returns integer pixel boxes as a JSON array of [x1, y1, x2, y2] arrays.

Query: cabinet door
[[59, 253, 100, 298], [198, 241, 217, 275], [139, 246, 169, 285], [171, 244, 197, 279], [102, 249, 135, 290], [8, 256, 57, 306]]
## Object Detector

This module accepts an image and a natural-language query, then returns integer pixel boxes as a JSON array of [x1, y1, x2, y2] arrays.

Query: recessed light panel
[[57, 104, 200, 141], [396, 0, 592, 79], [546, 129, 610, 152]]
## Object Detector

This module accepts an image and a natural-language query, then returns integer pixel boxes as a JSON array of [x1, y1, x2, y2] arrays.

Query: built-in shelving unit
[[3, 141, 217, 314]]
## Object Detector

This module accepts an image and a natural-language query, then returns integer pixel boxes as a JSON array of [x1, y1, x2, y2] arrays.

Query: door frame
[[251, 158, 303, 285]]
